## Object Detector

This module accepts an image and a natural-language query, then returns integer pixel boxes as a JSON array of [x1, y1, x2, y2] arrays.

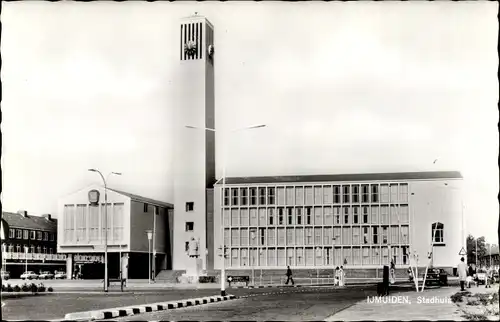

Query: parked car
[[1, 271, 10, 280], [54, 271, 66, 279], [475, 269, 487, 285], [39, 271, 55, 279], [20, 271, 39, 280]]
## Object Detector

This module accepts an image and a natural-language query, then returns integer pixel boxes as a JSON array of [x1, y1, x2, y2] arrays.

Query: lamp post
[[88, 169, 122, 292], [25, 246, 28, 273], [251, 231, 256, 286], [146, 230, 153, 284], [185, 123, 267, 296]]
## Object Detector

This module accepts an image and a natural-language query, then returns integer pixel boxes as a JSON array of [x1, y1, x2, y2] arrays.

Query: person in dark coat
[[285, 266, 294, 285]]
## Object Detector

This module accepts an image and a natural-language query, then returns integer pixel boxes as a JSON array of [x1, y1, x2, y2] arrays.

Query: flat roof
[[215, 171, 463, 185]]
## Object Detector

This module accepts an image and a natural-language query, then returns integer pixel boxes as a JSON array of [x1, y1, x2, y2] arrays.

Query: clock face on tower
[[184, 40, 197, 57], [207, 44, 214, 59]]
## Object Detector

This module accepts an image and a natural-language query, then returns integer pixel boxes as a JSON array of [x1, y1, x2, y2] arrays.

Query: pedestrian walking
[[285, 265, 294, 285], [339, 266, 345, 286], [458, 257, 467, 291], [334, 267, 340, 286]]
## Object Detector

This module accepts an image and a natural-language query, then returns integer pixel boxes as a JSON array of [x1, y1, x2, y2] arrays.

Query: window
[[402, 246, 408, 265], [231, 229, 240, 246], [37, 246, 41, 254], [363, 227, 369, 244], [305, 207, 312, 225], [49, 248, 53, 254], [344, 207, 350, 224], [333, 207, 340, 224], [380, 206, 389, 224], [314, 207, 322, 225], [16, 229, 22, 239], [76, 204, 87, 242], [30, 231, 36, 240], [186, 202, 194, 212], [352, 185, 359, 203], [361, 185, 369, 203], [268, 188, 276, 205], [231, 209, 239, 226], [371, 206, 379, 224], [241, 209, 249, 226], [241, 229, 249, 246], [23, 230, 28, 240], [278, 208, 284, 225], [333, 186, 341, 204], [259, 228, 265, 245], [240, 188, 248, 206], [295, 187, 304, 205], [431, 222, 444, 244], [43, 247, 47, 254], [296, 208, 302, 225], [250, 208, 258, 226], [224, 188, 230, 206], [324, 207, 333, 225], [305, 228, 313, 245], [286, 228, 294, 245], [287, 208, 293, 225], [9, 229, 15, 238], [343, 186, 350, 203], [314, 228, 321, 244], [259, 188, 266, 205], [185, 241, 190, 252], [323, 186, 332, 204], [113, 203, 124, 241], [314, 186, 322, 204], [323, 227, 332, 245], [250, 188, 257, 205], [372, 227, 379, 244], [295, 228, 304, 245], [399, 184, 409, 203], [185, 222, 194, 231], [380, 184, 389, 203], [390, 184, 398, 203], [353, 207, 359, 224], [37, 231, 42, 240], [44, 232, 49, 241], [268, 228, 276, 246], [382, 227, 388, 244], [30, 245, 35, 253], [362, 207, 369, 223], [144, 203, 149, 212], [352, 227, 360, 245], [231, 189, 239, 206], [16, 245, 21, 253], [89, 205, 99, 241], [268, 208, 274, 225], [258, 208, 266, 226], [371, 185, 379, 202]]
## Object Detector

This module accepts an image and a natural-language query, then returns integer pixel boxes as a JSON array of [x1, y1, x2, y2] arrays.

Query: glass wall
[[221, 183, 411, 268]]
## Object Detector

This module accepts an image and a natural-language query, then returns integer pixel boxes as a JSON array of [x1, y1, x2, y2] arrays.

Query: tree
[[466, 234, 488, 266]]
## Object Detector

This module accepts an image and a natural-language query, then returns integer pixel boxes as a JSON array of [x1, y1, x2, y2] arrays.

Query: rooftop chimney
[[42, 214, 52, 221], [17, 210, 28, 217]]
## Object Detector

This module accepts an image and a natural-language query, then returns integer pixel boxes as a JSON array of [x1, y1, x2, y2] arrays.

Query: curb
[[63, 294, 237, 321], [233, 285, 303, 289]]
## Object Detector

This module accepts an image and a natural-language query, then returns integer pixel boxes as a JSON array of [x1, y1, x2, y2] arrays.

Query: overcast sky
[[1, 1, 498, 242]]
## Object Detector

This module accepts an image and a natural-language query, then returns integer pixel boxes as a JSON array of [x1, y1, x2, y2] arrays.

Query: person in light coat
[[457, 257, 467, 291]]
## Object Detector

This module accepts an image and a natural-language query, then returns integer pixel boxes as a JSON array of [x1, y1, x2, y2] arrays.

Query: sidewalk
[[324, 286, 465, 321]]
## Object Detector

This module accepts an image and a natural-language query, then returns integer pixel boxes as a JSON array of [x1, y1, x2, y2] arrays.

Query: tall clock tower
[[173, 15, 216, 274]]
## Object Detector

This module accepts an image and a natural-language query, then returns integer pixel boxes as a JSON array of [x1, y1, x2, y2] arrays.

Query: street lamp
[[88, 169, 122, 292], [185, 123, 267, 296], [146, 230, 153, 284], [24, 246, 28, 273], [251, 231, 256, 286]]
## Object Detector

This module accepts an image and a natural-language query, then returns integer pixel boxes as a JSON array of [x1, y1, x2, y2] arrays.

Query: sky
[[1, 1, 498, 242]]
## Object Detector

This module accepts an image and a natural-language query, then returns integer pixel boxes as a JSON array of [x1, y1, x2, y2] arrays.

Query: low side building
[[1, 211, 66, 278], [208, 171, 465, 281], [57, 185, 174, 279]]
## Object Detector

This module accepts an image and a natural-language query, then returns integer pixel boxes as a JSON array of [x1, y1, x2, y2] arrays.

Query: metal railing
[[2, 252, 67, 261]]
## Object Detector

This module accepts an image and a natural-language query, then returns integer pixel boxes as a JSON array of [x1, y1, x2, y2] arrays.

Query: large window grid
[[220, 183, 412, 268]]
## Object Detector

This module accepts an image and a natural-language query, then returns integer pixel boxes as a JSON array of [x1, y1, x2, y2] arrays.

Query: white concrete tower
[[173, 15, 216, 274]]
